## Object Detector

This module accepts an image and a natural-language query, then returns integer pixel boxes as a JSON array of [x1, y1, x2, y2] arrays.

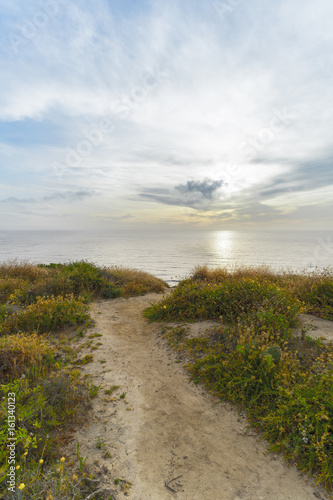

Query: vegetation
[[0, 260, 167, 499], [1, 295, 90, 336], [0, 260, 167, 305], [145, 265, 333, 492]]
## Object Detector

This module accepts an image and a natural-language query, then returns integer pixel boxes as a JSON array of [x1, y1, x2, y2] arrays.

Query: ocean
[[0, 230, 332, 285]]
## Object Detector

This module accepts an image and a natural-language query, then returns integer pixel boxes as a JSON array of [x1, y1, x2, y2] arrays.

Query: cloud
[[1, 0, 333, 229], [97, 213, 134, 221], [0, 196, 36, 204], [257, 153, 333, 198], [42, 191, 96, 202], [175, 179, 225, 200], [0, 191, 96, 204], [140, 178, 225, 209]]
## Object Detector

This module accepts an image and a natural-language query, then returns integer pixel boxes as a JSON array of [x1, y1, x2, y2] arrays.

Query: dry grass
[[0, 261, 168, 305], [0, 332, 54, 382], [190, 265, 333, 320], [102, 265, 168, 296], [0, 260, 48, 282]]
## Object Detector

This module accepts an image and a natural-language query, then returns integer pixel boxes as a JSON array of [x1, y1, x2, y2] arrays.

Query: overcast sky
[[1, 0, 332, 230]]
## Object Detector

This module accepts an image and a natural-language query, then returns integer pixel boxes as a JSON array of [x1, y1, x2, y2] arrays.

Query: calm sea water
[[0, 230, 332, 285]]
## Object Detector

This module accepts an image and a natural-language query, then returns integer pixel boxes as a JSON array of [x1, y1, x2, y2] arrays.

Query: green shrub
[[0, 278, 30, 304], [190, 265, 333, 320], [1, 295, 90, 335], [307, 280, 333, 320], [145, 278, 302, 337]]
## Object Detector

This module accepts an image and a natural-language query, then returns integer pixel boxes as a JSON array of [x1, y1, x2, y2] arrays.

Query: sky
[[0, 0, 333, 230]]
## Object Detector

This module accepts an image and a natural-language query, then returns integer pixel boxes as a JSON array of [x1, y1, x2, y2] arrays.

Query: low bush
[[0, 261, 167, 307], [102, 266, 167, 297], [1, 295, 90, 335], [6, 457, 105, 500], [0, 333, 54, 383], [0, 278, 31, 304], [190, 265, 333, 320], [145, 278, 303, 338], [306, 280, 333, 320]]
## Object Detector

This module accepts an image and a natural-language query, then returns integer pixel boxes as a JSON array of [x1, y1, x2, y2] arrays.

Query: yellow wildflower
[[18, 484, 25, 490]]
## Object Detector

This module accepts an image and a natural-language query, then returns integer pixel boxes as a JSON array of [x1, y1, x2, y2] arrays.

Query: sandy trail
[[69, 293, 331, 500]]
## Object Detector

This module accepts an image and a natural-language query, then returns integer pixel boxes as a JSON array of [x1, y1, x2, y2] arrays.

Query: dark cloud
[[175, 179, 225, 199], [139, 178, 226, 209]]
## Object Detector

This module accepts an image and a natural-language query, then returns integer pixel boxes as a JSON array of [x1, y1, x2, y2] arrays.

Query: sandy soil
[[300, 314, 333, 343], [67, 292, 332, 500]]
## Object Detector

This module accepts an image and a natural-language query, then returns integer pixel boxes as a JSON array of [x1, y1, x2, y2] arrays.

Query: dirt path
[[69, 293, 331, 500]]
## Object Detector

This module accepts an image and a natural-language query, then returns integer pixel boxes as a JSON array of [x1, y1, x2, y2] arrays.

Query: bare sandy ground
[[300, 314, 333, 343], [68, 293, 332, 500]]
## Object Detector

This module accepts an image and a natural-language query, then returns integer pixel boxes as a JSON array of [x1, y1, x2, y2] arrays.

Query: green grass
[[145, 265, 333, 492]]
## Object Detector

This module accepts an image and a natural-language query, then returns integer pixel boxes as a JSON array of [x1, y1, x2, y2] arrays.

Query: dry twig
[[165, 475, 183, 493]]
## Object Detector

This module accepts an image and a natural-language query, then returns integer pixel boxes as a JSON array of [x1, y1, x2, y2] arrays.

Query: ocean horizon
[[0, 229, 332, 285]]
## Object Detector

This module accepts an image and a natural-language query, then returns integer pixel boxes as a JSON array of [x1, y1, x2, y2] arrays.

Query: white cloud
[[0, 0, 332, 228]]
